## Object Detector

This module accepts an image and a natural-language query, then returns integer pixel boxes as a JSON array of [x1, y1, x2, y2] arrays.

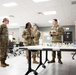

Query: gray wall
[[8, 25, 75, 43], [9, 28, 19, 40]]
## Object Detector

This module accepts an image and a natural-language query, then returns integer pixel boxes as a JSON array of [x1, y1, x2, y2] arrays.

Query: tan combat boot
[[48, 58, 55, 63], [1, 60, 9, 67], [1, 63, 6, 67], [33, 57, 39, 64], [4, 62, 9, 66], [1, 60, 6, 67]]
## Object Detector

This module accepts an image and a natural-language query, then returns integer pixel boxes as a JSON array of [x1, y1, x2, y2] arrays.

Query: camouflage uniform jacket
[[50, 25, 64, 43], [32, 30, 40, 45], [22, 28, 34, 46], [0, 24, 8, 47]]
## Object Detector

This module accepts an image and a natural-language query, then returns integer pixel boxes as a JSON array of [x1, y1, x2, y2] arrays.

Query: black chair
[[8, 42, 14, 53], [19, 42, 24, 46]]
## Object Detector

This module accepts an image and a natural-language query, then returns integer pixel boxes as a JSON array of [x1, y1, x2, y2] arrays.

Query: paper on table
[[52, 47, 60, 51]]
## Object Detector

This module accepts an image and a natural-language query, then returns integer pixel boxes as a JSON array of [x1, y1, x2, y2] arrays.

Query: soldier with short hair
[[32, 24, 40, 58], [0, 18, 9, 67], [48, 19, 64, 64]]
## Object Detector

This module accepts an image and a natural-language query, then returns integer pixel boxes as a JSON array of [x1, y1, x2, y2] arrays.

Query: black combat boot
[[58, 59, 63, 64], [1, 60, 6, 67], [33, 57, 39, 64], [2, 59, 9, 66]]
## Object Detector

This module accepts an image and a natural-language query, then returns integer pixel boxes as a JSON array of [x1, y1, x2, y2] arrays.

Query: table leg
[[72, 52, 76, 60], [43, 50, 49, 65], [25, 50, 38, 75], [35, 50, 46, 72]]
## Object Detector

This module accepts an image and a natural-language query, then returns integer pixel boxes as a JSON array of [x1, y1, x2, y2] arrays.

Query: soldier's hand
[[31, 35, 34, 39], [50, 32, 53, 35], [27, 35, 31, 38], [53, 32, 59, 36]]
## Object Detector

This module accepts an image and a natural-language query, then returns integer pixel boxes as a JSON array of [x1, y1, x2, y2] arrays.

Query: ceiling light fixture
[[33, 0, 50, 3], [2, 2, 17, 7], [43, 11, 56, 15]]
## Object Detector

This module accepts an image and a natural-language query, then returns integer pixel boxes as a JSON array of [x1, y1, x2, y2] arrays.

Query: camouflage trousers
[[0, 48, 7, 61], [26, 51, 37, 59], [0, 37, 8, 61], [52, 51, 61, 59], [34, 42, 40, 57]]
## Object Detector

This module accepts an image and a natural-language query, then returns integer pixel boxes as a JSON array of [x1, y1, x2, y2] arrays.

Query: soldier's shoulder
[[31, 28, 33, 31], [24, 29, 27, 31], [0, 24, 3, 28], [37, 30, 40, 32], [0, 24, 5, 27], [50, 26, 54, 29], [0, 24, 1, 27], [58, 26, 63, 29], [22, 29, 27, 33]]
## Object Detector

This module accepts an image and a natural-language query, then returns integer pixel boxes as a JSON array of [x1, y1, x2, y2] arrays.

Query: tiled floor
[[0, 51, 76, 75]]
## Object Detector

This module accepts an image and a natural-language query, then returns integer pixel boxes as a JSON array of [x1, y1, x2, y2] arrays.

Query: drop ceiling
[[0, 0, 76, 27]]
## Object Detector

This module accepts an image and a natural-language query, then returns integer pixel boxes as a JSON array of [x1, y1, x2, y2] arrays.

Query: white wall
[[8, 27, 25, 42]]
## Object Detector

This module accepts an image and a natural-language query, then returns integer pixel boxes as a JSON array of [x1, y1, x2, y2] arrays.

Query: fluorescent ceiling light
[[2, 2, 17, 7], [0, 16, 9, 19], [43, 11, 56, 15], [48, 20, 52, 23], [33, 0, 50, 3], [48, 20, 60, 23]]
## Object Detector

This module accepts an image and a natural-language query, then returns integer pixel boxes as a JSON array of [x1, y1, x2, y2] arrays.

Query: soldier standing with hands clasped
[[48, 19, 64, 64], [32, 24, 40, 58], [0, 18, 9, 67]]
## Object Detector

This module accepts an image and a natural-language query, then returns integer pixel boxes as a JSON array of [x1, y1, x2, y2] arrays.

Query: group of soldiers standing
[[22, 22, 40, 64], [0, 18, 64, 67]]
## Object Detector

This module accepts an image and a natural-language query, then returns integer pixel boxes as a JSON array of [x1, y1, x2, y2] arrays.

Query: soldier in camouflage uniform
[[0, 18, 9, 67], [48, 19, 64, 64], [32, 24, 40, 58], [22, 22, 39, 64]]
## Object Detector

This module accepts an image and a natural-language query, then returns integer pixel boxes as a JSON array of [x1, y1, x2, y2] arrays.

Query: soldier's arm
[[0, 36, 1, 44], [0, 25, 2, 43], [49, 29, 55, 36], [58, 27, 64, 36], [0, 26, 2, 34], [22, 30, 30, 39]]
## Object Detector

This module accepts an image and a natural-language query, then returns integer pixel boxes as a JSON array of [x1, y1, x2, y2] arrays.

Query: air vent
[[71, 1, 76, 5], [38, 12, 43, 15], [9, 15, 15, 18]]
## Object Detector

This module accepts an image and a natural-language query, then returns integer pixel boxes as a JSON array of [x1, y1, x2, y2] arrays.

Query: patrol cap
[[3, 18, 9, 22]]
